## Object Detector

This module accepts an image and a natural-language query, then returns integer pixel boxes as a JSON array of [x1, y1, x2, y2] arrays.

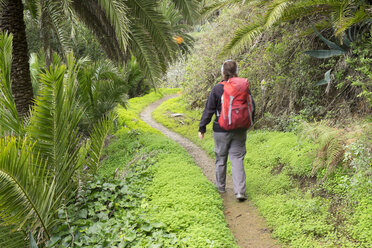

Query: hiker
[[198, 60, 254, 201]]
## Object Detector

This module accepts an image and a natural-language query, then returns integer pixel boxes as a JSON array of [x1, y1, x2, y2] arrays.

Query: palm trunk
[[0, 0, 34, 118]]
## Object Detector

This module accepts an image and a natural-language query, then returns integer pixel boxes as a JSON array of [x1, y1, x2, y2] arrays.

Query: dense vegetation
[[0, 0, 371, 247], [178, 2, 371, 125], [0, 0, 200, 246], [46, 91, 237, 247]]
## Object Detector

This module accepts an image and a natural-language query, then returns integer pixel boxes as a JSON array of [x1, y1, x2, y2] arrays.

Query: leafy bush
[[344, 34, 372, 107]]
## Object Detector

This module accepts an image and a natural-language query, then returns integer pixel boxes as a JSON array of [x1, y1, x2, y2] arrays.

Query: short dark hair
[[222, 60, 238, 81]]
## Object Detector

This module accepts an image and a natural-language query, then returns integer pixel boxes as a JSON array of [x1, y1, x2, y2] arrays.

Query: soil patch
[[140, 95, 280, 248]]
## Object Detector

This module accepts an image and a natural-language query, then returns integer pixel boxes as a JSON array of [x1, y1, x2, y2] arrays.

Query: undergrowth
[[49, 89, 237, 247], [153, 96, 372, 248]]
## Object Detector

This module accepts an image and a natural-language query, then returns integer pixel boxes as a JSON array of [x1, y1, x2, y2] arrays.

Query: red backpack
[[218, 77, 254, 130]]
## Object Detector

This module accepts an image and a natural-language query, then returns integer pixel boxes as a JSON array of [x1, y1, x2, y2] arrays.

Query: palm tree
[[0, 32, 114, 245], [0, 0, 200, 116], [0, 0, 33, 118]]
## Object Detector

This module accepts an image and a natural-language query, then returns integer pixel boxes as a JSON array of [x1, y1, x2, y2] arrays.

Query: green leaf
[[152, 222, 164, 228], [312, 26, 344, 51], [97, 212, 109, 220], [304, 49, 346, 59], [141, 224, 153, 232], [78, 209, 88, 219], [29, 232, 38, 248], [316, 69, 332, 86], [88, 223, 102, 234], [124, 231, 136, 242], [46, 235, 61, 247]]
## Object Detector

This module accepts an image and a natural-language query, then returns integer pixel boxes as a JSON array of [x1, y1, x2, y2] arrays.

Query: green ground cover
[[153, 96, 372, 248], [48, 89, 237, 247]]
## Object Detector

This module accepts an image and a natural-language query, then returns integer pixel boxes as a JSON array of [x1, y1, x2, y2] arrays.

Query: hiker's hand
[[199, 132, 204, 140]]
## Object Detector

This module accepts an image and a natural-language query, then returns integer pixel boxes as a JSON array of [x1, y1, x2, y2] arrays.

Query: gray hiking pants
[[213, 130, 247, 195]]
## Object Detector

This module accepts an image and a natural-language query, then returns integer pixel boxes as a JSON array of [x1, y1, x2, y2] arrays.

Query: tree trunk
[[0, 0, 34, 118]]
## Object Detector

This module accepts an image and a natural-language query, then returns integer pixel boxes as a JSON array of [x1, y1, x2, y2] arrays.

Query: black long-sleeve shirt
[[198, 82, 255, 133]]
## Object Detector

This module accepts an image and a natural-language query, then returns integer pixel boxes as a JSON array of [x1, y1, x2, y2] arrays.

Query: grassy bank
[[49, 89, 237, 247], [153, 96, 372, 248]]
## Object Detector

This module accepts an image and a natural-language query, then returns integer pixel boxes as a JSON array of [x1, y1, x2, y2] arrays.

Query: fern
[[299, 122, 347, 177], [312, 133, 345, 177]]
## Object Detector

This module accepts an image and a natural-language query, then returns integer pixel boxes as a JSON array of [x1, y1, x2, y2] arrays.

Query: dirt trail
[[140, 95, 280, 248]]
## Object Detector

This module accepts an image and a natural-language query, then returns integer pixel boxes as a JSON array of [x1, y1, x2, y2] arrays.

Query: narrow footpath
[[140, 95, 280, 248]]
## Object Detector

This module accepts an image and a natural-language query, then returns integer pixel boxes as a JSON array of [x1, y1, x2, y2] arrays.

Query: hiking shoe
[[236, 193, 247, 201], [218, 188, 226, 193]]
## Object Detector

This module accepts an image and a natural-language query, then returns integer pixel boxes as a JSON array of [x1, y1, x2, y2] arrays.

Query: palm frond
[[96, 0, 130, 51], [77, 65, 95, 112], [0, 137, 57, 240], [170, 0, 200, 24], [86, 112, 116, 174], [220, 19, 265, 56], [201, 0, 270, 17], [24, 0, 40, 19], [125, 56, 144, 86], [29, 52, 46, 96], [201, 1, 231, 17], [128, 22, 163, 84], [335, 8, 370, 38], [219, 0, 291, 55], [71, 0, 125, 62], [125, 0, 177, 66], [0, 225, 27, 248], [27, 53, 85, 198], [39, 0, 73, 66], [312, 133, 345, 177], [46, 1, 72, 57], [76, 59, 127, 130], [264, 0, 293, 28], [0, 31, 23, 137]]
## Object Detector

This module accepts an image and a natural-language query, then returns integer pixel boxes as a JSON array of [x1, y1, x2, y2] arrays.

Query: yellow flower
[[174, 36, 184, 44]]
